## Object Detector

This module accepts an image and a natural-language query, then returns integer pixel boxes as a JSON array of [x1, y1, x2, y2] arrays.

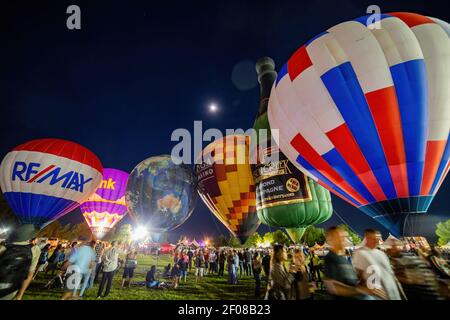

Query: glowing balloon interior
[[80, 168, 129, 239], [268, 12, 450, 236], [0, 139, 103, 228], [195, 135, 260, 243]]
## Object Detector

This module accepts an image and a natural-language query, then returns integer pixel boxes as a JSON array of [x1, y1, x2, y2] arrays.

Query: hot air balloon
[[195, 135, 260, 243], [252, 57, 333, 244], [79, 168, 129, 239], [285, 227, 307, 244], [0, 138, 103, 228], [268, 12, 450, 236], [125, 155, 197, 233]]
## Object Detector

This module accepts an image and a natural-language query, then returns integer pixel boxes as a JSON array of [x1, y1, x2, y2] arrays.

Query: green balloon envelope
[[285, 227, 306, 244], [252, 57, 333, 232]]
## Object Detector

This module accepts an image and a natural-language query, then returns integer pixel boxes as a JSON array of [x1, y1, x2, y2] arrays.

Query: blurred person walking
[[0, 225, 40, 300], [352, 229, 404, 300], [323, 226, 383, 300]]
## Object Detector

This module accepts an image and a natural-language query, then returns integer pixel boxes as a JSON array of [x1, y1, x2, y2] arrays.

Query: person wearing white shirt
[[352, 229, 404, 300]]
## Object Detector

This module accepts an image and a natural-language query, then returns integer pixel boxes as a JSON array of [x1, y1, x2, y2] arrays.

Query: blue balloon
[[125, 155, 197, 233]]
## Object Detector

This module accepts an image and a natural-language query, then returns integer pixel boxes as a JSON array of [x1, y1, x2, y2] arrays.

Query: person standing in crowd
[[232, 250, 239, 284], [170, 263, 180, 289], [0, 225, 40, 300], [252, 252, 262, 298], [97, 241, 121, 299], [204, 250, 210, 276], [245, 248, 253, 276], [33, 243, 50, 279], [238, 250, 245, 277], [195, 251, 205, 283], [218, 250, 226, 277], [265, 245, 294, 300], [208, 251, 217, 275], [226, 250, 234, 284], [61, 237, 96, 300], [66, 241, 78, 262], [45, 244, 64, 276], [262, 251, 271, 280], [352, 229, 404, 300], [178, 252, 188, 283], [122, 249, 138, 288], [187, 249, 194, 271], [92, 241, 104, 286], [290, 248, 311, 300], [311, 252, 322, 284], [323, 226, 383, 300]]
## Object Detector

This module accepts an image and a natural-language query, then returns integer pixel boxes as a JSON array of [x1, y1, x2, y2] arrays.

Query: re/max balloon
[[80, 168, 129, 239], [268, 12, 450, 236], [0, 138, 103, 228], [195, 135, 260, 243], [125, 155, 197, 233]]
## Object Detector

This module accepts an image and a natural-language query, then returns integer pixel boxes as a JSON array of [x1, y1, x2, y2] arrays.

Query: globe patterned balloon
[[80, 168, 129, 239], [125, 155, 197, 233]]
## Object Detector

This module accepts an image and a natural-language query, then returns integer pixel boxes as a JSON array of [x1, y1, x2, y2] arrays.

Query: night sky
[[2, 0, 450, 242]]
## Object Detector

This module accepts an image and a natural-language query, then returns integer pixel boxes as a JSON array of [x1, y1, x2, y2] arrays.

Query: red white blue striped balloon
[[268, 13, 450, 236], [0, 139, 103, 228]]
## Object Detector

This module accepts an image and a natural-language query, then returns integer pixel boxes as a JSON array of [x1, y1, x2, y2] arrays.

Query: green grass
[[24, 254, 259, 300]]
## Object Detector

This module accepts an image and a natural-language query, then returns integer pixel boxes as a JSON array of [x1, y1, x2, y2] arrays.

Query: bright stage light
[[132, 225, 148, 241]]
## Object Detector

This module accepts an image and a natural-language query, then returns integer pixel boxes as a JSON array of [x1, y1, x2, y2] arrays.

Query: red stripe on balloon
[[420, 140, 447, 195], [365, 86, 409, 198], [27, 165, 56, 183], [290, 133, 368, 205], [389, 12, 435, 28], [13, 138, 103, 173], [317, 180, 361, 207], [326, 124, 387, 201], [288, 46, 312, 81]]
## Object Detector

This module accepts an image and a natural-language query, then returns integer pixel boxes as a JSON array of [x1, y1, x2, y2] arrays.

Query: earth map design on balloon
[[126, 155, 197, 232]]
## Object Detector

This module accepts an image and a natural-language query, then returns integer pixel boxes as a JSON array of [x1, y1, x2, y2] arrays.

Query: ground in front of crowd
[[24, 254, 260, 300]]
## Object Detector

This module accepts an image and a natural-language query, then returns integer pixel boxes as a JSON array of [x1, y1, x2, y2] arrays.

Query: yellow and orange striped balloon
[[195, 135, 260, 243]]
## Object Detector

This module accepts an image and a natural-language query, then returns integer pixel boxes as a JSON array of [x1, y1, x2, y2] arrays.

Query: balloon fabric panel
[[269, 12, 450, 236]]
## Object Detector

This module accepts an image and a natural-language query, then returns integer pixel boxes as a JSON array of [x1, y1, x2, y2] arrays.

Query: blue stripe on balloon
[[295, 155, 361, 207], [321, 62, 397, 200], [276, 64, 288, 86], [353, 14, 393, 26], [305, 31, 329, 46], [430, 136, 450, 194], [3, 192, 78, 227], [322, 148, 376, 203], [390, 59, 428, 196]]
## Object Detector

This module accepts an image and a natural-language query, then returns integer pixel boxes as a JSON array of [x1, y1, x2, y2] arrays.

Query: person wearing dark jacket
[[262, 252, 271, 280]]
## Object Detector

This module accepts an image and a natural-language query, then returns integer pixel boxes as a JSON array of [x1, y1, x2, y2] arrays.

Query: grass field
[[24, 254, 260, 300]]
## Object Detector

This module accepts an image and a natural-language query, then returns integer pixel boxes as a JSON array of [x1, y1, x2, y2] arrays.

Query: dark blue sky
[[1, 0, 449, 242]]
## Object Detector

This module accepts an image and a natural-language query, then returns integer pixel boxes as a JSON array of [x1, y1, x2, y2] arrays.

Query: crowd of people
[[1, 224, 449, 300], [265, 227, 450, 300]]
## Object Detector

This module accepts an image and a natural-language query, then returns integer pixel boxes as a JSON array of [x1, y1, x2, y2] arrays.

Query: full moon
[[208, 103, 218, 113]]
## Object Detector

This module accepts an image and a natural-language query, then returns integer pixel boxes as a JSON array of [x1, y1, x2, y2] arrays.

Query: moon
[[208, 103, 218, 113]]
